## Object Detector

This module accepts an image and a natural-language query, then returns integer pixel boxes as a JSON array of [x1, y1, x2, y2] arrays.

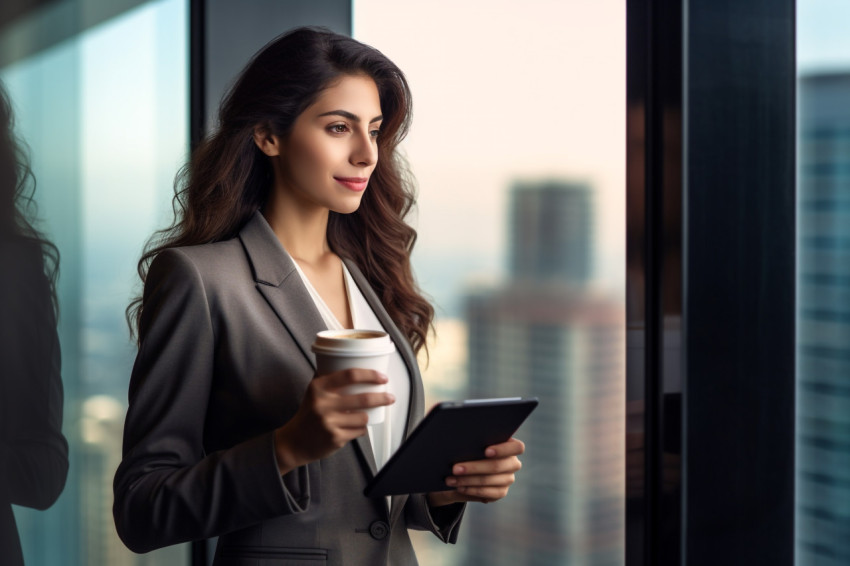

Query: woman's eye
[[328, 124, 348, 134], [370, 129, 381, 138]]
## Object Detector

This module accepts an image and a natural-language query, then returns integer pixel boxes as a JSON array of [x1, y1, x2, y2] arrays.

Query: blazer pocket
[[215, 546, 328, 565]]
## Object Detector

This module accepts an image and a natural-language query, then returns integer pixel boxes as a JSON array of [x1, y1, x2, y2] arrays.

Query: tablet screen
[[364, 397, 538, 497]]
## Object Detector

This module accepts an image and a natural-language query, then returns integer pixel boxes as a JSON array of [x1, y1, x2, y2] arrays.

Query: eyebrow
[[317, 110, 383, 124]]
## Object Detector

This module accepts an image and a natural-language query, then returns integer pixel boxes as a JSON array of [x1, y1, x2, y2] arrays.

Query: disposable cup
[[311, 329, 395, 424]]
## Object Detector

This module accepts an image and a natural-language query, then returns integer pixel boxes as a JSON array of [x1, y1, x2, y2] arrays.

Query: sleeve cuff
[[268, 431, 311, 514], [406, 493, 465, 544]]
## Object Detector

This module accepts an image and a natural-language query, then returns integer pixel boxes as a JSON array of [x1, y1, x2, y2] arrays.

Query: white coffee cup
[[311, 329, 396, 424]]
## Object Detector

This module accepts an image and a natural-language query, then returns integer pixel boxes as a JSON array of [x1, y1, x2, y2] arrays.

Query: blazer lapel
[[238, 212, 325, 369], [238, 212, 380, 478], [343, 259, 424, 522]]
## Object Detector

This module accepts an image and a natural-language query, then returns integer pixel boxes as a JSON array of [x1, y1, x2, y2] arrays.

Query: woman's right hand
[[272, 369, 394, 475]]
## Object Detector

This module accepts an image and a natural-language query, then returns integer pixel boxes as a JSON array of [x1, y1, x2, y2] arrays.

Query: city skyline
[[796, 70, 850, 566], [411, 180, 625, 566]]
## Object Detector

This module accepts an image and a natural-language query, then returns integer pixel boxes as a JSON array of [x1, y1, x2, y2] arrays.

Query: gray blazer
[[113, 212, 463, 565]]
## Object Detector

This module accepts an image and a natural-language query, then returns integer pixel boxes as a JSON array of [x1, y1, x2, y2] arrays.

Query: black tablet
[[364, 397, 538, 497]]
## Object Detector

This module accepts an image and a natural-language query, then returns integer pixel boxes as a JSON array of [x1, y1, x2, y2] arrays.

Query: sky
[[798, 0, 850, 72]]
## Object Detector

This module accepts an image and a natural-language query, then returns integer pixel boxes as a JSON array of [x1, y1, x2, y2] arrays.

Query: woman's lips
[[334, 177, 369, 192]]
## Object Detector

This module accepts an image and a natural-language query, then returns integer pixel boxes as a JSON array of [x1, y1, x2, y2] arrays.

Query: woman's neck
[[262, 193, 332, 265]]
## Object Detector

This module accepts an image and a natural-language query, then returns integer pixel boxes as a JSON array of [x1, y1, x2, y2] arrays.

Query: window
[[796, 2, 850, 564], [354, 2, 626, 564], [1, 1, 188, 564]]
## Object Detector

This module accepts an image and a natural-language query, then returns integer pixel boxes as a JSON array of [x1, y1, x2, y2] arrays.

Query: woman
[[0, 80, 68, 566], [113, 27, 523, 565]]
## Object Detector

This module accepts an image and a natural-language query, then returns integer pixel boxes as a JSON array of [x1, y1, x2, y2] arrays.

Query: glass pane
[[796, 2, 850, 565], [354, 2, 626, 565], [0, 1, 188, 564]]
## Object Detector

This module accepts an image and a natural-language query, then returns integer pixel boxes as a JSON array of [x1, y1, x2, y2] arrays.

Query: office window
[[354, 2, 626, 564], [797, 2, 850, 565], [1, 0, 188, 564]]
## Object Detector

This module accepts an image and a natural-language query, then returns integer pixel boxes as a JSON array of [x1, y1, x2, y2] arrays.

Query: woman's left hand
[[428, 437, 525, 506]]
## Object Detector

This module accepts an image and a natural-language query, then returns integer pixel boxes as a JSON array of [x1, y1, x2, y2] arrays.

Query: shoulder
[[152, 238, 245, 274], [143, 239, 256, 319], [148, 239, 251, 289], [139, 239, 253, 338], [0, 236, 46, 281], [0, 237, 52, 305]]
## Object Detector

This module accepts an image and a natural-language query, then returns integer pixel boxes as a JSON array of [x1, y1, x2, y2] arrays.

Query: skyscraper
[[797, 72, 850, 566], [463, 181, 624, 566], [509, 181, 593, 285]]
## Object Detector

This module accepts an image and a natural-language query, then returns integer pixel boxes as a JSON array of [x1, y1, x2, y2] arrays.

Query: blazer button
[[369, 520, 390, 540]]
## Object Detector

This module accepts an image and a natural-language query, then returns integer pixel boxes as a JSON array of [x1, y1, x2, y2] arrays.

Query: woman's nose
[[350, 130, 377, 167]]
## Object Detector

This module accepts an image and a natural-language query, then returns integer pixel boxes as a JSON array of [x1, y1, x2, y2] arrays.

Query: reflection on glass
[[0, 1, 188, 564], [0, 79, 68, 566], [797, 2, 850, 565], [355, 2, 625, 564]]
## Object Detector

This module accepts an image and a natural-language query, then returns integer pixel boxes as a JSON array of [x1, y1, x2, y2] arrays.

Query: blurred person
[[113, 27, 524, 565], [0, 80, 69, 566]]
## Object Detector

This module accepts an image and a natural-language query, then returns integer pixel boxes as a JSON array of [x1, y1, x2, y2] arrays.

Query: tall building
[[509, 181, 593, 285], [463, 181, 624, 566], [796, 72, 850, 566]]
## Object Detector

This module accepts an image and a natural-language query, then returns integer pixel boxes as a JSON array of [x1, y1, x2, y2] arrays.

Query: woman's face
[[264, 74, 383, 215]]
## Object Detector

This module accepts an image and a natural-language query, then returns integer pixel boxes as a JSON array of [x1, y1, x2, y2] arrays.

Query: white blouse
[[290, 258, 411, 471]]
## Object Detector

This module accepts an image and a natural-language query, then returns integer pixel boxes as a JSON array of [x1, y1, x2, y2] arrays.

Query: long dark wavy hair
[[129, 27, 433, 354], [0, 80, 60, 316]]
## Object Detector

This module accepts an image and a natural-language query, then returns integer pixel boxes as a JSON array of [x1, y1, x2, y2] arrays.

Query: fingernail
[[445, 477, 457, 486], [387, 393, 396, 403], [378, 372, 389, 382], [454, 465, 465, 475], [485, 448, 496, 457]]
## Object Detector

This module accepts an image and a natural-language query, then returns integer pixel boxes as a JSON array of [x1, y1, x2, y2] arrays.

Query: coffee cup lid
[[311, 329, 396, 356]]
